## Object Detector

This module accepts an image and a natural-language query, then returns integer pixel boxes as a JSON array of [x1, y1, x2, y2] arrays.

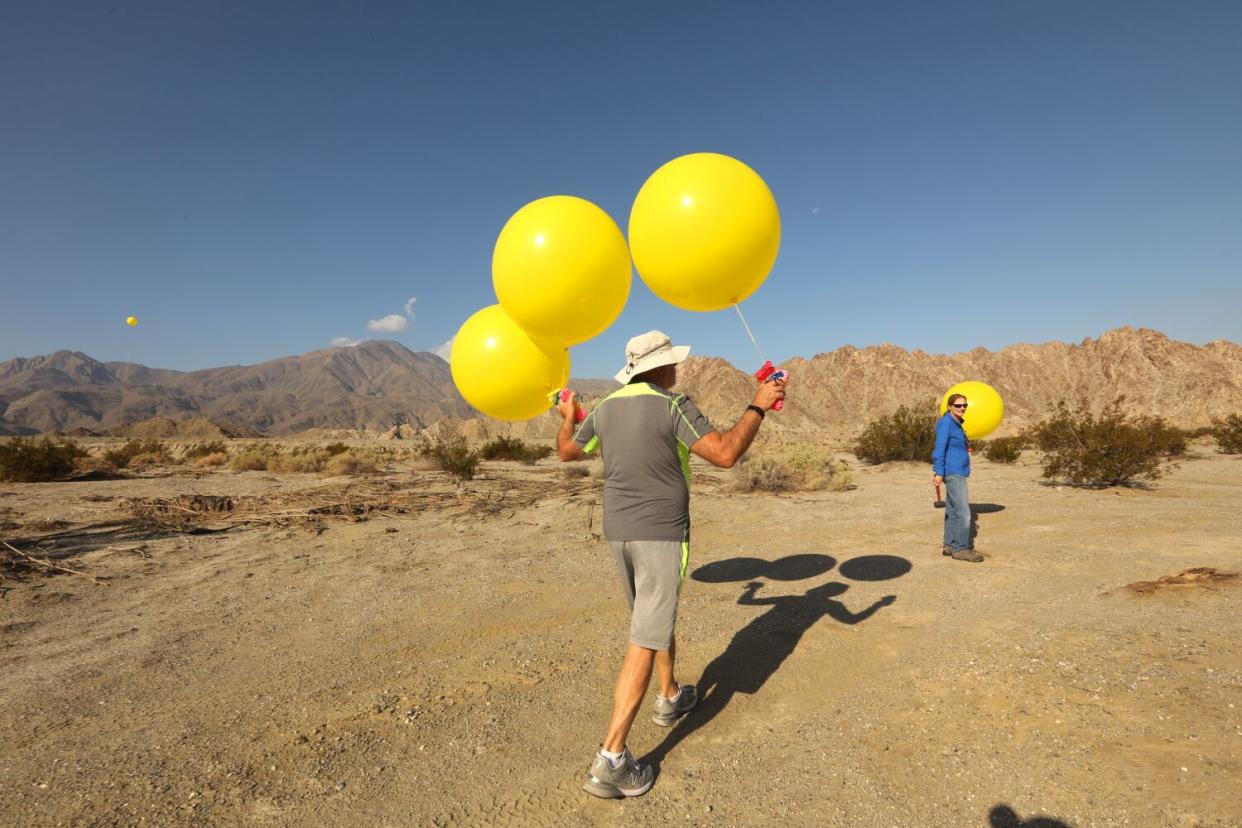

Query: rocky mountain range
[[1, 328, 1239, 438], [0, 341, 474, 436]]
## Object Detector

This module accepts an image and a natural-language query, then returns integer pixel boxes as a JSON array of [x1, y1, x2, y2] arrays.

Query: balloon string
[[733, 303, 765, 363]]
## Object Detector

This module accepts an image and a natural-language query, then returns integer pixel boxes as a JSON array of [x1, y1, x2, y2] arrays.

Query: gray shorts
[[609, 540, 688, 650]]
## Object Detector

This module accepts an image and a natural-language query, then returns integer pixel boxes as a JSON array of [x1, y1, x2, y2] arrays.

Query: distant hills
[[0, 341, 474, 436], [1, 328, 1239, 438]]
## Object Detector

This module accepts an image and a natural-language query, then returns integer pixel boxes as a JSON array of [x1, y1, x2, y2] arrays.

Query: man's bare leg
[[654, 635, 678, 699], [602, 643, 655, 753]]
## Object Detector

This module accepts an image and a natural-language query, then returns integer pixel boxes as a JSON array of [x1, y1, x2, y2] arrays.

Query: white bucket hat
[[614, 330, 691, 384]]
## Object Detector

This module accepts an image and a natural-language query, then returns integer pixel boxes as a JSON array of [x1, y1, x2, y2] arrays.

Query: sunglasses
[[951, 403, 968, 409]]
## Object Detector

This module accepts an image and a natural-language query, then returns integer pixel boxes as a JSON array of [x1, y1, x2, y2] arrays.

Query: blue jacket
[[932, 412, 970, 477]]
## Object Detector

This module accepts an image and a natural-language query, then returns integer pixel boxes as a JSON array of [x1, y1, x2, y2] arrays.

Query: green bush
[[854, 401, 936, 464], [479, 436, 554, 465], [0, 437, 87, 482], [1026, 398, 1178, 487], [983, 436, 1025, 464], [1212, 414, 1242, 454], [1152, 423, 1188, 457], [419, 433, 481, 480]]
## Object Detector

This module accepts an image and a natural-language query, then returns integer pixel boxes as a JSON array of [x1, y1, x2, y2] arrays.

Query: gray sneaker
[[582, 748, 654, 799], [652, 684, 698, 726], [951, 548, 984, 563]]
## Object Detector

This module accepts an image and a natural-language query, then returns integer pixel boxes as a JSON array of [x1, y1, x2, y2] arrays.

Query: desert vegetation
[[853, 401, 937, 464], [983, 436, 1026, 464], [0, 437, 87, 482], [226, 442, 392, 475], [1026, 398, 1182, 487], [478, 436, 554, 465], [729, 447, 853, 493], [1211, 413, 1242, 454], [418, 432, 481, 480]]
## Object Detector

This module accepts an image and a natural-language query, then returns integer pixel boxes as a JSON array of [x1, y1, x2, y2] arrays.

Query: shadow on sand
[[969, 502, 1006, 549], [989, 804, 1072, 827], [644, 554, 910, 768]]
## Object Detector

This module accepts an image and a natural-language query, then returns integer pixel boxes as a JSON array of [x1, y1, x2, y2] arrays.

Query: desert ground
[[1, 441, 1239, 827]]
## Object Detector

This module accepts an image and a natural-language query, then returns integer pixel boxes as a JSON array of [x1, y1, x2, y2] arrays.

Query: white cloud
[[404, 296, 417, 317], [430, 338, 454, 361], [331, 336, 362, 347], [367, 314, 408, 333]]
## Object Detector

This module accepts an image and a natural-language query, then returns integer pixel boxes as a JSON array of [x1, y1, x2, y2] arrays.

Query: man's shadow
[[643, 556, 908, 767]]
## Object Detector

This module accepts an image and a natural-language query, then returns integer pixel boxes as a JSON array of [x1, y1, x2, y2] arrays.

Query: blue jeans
[[943, 475, 971, 551]]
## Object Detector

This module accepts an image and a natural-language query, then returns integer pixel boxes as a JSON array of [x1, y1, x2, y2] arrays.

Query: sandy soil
[[1, 445, 1239, 827]]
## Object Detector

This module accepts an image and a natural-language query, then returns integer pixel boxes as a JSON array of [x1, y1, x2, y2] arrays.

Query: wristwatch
[[746, 405, 765, 419]]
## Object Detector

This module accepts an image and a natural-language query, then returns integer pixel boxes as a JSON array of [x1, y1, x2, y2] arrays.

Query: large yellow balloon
[[450, 305, 570, 421], [492, 195, 631, 346], [628, 153, 780, 312], [939, 381, 1005, 440], [126, 316, 138, 327]]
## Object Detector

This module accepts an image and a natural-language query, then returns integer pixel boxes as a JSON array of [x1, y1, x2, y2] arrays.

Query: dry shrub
[[1027, 398, 1179, 487], [854, 401, 936, 464], [226, 442, 391, 475], [983, 436, 1025, 464], [1212, 414, 1242, 454], [193, 451, 228, 467], [479, 436, 554, 465], [228, 443, 280, 471], [324, 452, 380, 476], [1124, 567, 1239, 594], [730, 448, 853, 493], [418, 432, 480, 480], [561, 464, 591, 480], [103, 439, 172, 468], [0, 437, 87, 482], [182, 440, 227, 461]]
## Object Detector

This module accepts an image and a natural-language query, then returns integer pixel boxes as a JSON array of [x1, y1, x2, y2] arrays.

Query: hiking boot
[[652, 684, 698, 727], [582, 748, 654, 799], [942, 545, 954, 556], [951, 548, 984, 562]]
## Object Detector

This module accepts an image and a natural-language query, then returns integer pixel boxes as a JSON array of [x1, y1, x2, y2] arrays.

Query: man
[[933, 393, 982, 562], [556, 330, 786, 798]]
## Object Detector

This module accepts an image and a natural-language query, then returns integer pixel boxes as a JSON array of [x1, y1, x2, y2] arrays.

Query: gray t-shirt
[[573, 382, 715, 542]]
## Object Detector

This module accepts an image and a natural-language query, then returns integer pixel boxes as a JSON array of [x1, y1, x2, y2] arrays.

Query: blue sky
[[2, 1, 1240, 377]]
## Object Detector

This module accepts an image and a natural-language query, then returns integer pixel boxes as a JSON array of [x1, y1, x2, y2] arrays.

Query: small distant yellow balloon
[[126, 316, 138, 327], [628, 153, 781, 312], [939, 381, 1004, 440], [450, 305, 570, 421], [492, 195, 631, 347]]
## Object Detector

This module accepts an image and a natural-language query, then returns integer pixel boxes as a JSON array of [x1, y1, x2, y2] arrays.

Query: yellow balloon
[[126, 316, 138, 327], [492, 195, 631, 346], [628, 153, 780, 312], [450, 305, 570, 421], [939, 381, 1005, 440]]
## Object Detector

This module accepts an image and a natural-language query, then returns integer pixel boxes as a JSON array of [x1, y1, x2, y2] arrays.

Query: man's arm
[[556, 393, 586, 462], [690, 378, 786, 469], [737, 581, 778, 606]]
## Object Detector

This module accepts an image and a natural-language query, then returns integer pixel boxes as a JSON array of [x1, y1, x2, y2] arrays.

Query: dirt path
[[2, 448, 1239, 826]]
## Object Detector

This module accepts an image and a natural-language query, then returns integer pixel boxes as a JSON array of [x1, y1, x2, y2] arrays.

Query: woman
[[932, 394, 982, 562]]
